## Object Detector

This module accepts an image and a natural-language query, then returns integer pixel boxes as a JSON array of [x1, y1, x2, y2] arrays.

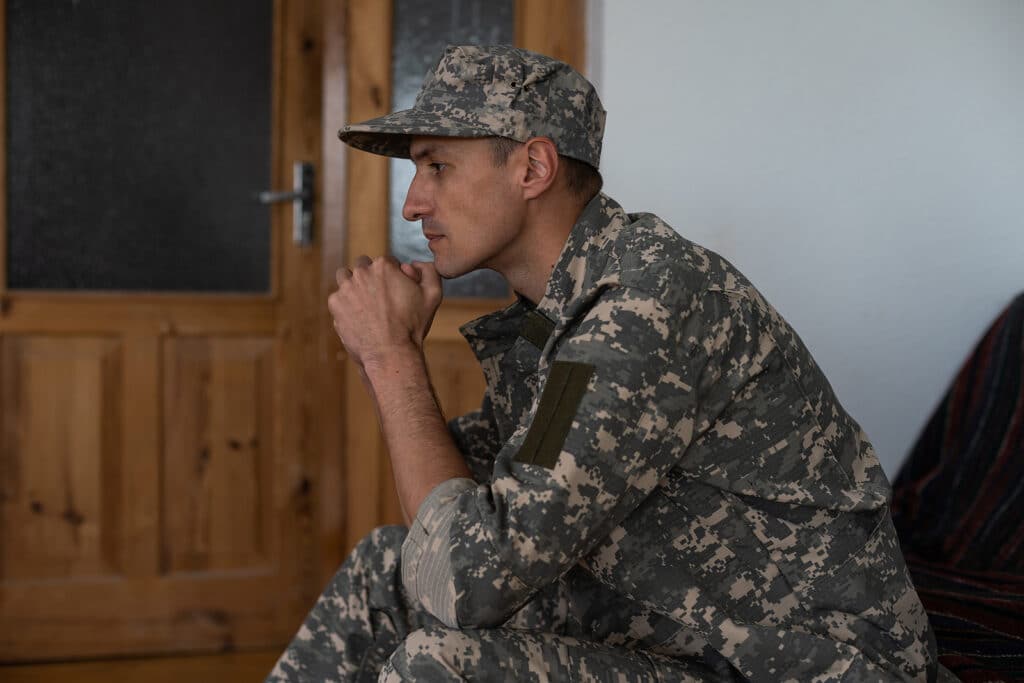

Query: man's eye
[[430, 162, 447, 174]]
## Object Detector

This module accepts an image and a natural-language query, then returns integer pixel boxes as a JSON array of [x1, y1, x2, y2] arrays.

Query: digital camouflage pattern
[[268, 526, 416, 681], [338, 45, 606, 169], [270, 192, 939, 681], [399, 189, 937, 679], [267, 526, 738, 681], [405, 191, 938, 681]]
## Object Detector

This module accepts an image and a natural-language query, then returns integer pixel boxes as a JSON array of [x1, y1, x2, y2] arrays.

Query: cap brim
[[338, 108, 498, 159]]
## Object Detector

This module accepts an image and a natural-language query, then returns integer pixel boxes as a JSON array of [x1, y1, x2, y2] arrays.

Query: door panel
[[2, 336, 123, 581], [162, 336, 276, 574]]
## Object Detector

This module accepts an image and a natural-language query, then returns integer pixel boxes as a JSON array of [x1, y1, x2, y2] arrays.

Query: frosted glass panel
[[389, 0, 513, 298], [6, 0, 273, 292]]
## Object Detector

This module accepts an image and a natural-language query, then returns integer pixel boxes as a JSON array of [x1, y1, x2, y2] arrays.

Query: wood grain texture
[[342, 0, 394, 550], [0, 298, 276, 335], [161, 338, 275, 574], [119, 333, 160, 578], [316, 0, 350, 587], [0, 650, 280, 683], [1, 336, 122, 581], [516, 0, 587, 71], [2, 575, 281, 658], [270, 0, 327, 630]]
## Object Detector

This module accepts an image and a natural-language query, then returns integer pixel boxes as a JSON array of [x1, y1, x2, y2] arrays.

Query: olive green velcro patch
[[515, 360, 595, 469], [520, 309, 555, 350]]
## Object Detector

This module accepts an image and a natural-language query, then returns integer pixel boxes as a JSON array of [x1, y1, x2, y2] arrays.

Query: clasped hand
[[328, 255, 443, 370]]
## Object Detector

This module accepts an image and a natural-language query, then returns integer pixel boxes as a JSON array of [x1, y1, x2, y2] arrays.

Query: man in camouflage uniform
[[268, 45, 941, 681]]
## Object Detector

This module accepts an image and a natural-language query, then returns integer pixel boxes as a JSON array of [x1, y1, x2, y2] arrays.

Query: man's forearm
[[362, 344, 473, 525]]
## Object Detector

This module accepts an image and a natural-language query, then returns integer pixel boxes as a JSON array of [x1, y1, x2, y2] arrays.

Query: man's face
[[403, 136, 526, 279]]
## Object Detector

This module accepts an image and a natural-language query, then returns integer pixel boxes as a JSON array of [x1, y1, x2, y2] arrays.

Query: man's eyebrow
[[410, 145, 440, 162], [411, 143, 436, 160]]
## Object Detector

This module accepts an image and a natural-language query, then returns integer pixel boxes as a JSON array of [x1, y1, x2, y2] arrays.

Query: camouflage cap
[[338, 44, 606, 169]]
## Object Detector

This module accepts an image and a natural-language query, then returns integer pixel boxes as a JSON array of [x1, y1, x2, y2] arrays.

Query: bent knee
[[383, 626, 480, 682]]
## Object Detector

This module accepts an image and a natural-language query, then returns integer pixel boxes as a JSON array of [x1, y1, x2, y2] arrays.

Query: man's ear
[[520, 137, 559, 200]]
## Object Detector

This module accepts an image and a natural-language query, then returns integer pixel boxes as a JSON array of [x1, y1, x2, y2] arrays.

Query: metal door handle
[[256, 161, 314, 246], [257, 189, 307, 203]]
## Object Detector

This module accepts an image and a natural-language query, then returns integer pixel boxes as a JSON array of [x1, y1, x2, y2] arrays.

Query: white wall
[[590, 0, 1024, 476]]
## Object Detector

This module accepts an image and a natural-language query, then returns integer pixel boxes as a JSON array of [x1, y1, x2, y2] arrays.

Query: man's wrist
[[360, 341, 426, 385]]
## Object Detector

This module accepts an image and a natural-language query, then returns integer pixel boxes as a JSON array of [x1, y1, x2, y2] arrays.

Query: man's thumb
[[400, 262, 422, 283], [411, 261, 442, 298]]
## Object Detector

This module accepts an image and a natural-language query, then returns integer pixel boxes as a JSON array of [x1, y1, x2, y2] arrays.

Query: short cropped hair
[[489, 137, 602, 202]]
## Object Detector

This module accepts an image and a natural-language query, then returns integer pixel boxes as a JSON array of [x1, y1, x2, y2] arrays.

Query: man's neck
[[495, 196, 584, 305]]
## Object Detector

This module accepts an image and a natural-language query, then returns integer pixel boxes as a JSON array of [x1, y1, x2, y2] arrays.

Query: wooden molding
[[341, 0, 394, 551], [516, 0, 586, 72], [317, 0, 350, 586]]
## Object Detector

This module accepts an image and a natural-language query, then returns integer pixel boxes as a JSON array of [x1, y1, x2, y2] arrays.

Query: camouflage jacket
[[401, 193, 937, 681]]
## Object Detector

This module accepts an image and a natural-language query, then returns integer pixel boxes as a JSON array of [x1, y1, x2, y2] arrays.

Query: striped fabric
[[892, 292, 1024, 682]]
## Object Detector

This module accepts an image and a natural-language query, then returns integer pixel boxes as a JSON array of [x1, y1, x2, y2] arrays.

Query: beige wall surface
[[591, 0, 1024, 475]]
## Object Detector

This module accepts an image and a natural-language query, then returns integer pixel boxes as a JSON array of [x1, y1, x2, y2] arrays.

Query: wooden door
[[339, 0, 587, 549], [0, 0, 346, 660]]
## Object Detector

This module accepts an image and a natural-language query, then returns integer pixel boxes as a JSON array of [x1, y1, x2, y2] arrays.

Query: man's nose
[[402, 173, 430, 222]]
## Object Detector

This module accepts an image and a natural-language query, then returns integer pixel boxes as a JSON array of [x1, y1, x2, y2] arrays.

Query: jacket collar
[[534, 192, 626, 330]]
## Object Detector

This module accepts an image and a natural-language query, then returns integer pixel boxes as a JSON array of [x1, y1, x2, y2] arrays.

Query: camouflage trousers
[[266, 526, 735, 682]]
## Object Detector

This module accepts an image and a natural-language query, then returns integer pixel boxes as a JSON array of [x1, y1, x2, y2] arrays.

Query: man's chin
[[432, 254, 496, 280], [433, 259, 469, 280]]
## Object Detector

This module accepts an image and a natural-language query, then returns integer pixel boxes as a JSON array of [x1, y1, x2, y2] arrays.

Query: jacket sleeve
[[402, 285, 716, 628], [447, 395, 502, 484]]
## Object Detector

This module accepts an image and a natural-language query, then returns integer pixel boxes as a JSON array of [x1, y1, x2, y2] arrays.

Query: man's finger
[[411, 261, 443, 300], [400, 262, 422, 282], [335, 267, 352, 287]]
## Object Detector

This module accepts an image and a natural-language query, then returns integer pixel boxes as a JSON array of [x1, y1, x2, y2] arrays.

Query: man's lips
[[423, 232, 444, 242]]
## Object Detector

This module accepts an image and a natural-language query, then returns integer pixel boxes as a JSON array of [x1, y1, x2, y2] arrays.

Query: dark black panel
[[6, 0, 273, 292], [389, 0, 513, 299]]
